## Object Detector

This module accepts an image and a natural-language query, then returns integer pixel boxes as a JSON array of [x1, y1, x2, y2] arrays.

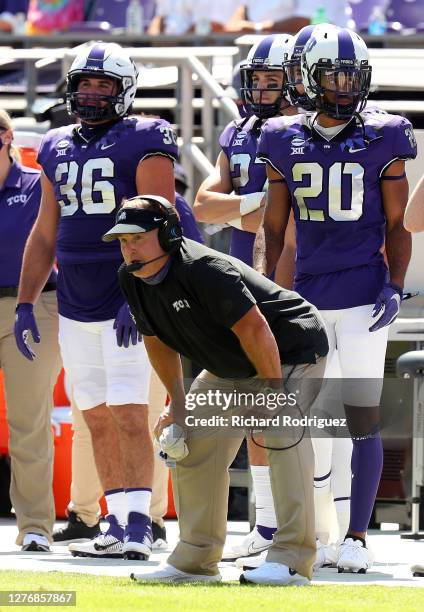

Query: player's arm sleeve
[[118, 265, 155, 336], [36, 132, 55, 182], [137, 118, 179, 164], [218, 121, 236, 159], [257, 123, 285, 177], [190, 258, 257, 328], [175, 194, 204, 243], [391, 117, 418, 162]]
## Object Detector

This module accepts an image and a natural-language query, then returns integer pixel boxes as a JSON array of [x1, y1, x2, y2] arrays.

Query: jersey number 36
[[55, 158, 115, 215]]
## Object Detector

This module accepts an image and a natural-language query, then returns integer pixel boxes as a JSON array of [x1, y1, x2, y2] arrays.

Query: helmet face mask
[[241, 67, 287, 119], [301, 26, 372, 121], [305, 60, 371, 120], [67, 74, 122, 122], [66, 42, 138, 123], [240, 34, 293, 119]]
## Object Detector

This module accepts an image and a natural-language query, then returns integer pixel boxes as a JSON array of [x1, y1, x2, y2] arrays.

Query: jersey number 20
[[292, 162, 364, 221]]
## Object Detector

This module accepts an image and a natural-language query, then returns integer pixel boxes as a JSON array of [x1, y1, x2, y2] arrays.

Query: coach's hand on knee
[[14, 303, 40, 361], [114, 302, 142, 347]]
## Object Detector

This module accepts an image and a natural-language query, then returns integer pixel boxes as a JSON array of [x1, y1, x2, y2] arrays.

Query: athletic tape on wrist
[[240, 192, 264, 216], [227, 217, 243, 229]]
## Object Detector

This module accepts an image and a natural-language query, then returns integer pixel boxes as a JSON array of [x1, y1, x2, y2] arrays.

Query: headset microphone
[[125, 253, 169, 273]]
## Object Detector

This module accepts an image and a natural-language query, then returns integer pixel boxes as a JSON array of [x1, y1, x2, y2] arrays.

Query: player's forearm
[[193, 191, 243, 224], [385, 223, 412, 288], [143, 336, 186, 421], [404, 174, 424, 233], [253, 224, 284, 276], [17, 232, 56, 304], [275, 243, 296, 289], [241, 207, 264, 233]]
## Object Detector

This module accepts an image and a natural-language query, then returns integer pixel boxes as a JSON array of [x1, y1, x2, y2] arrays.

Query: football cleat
[[313, 540, 338, 571], [152, 521, 167, 550], [122, 512, 152, 561], [235, 550, 267, 570], [221, 527, 273, 562], [68, 515, 123, 558], [337, 537, 373, 574], [22, 533, 50, 552], [130, 563, 222, 583], [240, 562, 310, 586], [53, 510, 101, 545], [411, 563, 424, 577]]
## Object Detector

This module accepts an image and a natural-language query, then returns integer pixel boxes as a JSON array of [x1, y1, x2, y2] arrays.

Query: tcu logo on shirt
[[173, 299, 191, 312], [7, 194, 27, 207]]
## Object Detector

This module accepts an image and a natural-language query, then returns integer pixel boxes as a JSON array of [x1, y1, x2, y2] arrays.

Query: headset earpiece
[[138, 194, 183, 252]]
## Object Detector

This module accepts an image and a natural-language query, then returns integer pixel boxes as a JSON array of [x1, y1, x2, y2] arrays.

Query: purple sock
[[349, 434, 383, 533], [256, 525, 276, 540]]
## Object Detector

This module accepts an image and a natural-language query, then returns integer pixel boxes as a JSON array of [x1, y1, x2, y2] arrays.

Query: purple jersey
[[38, 116, 178, 321], [219, 116, 267, 267], [0, 162, 55, 287], [258, 111, 417, 309], [175, 193, 204, 244]]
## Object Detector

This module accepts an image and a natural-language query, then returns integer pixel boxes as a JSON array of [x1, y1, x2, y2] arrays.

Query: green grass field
[[0, 571, 423, 611]]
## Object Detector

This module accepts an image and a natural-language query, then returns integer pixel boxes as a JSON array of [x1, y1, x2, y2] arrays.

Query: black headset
[[126, 194, 183, 252]]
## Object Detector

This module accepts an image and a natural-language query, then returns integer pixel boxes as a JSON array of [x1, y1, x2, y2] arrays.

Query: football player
[[254, 25, 417, 573], [194, 33, 297, 564], [282, 24, 353, 570], [15, 42, 178, 560]]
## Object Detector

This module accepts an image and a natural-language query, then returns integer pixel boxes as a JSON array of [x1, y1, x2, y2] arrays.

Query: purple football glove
[[113, 302, 141, 348], [14, 303, 40, 361], [369, 282, 402, 332]]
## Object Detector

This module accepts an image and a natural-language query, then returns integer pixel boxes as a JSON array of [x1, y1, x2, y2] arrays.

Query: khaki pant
[[68, 368, 169, 526], [168, 358, 326, 580], [0, 293, 62, 545]]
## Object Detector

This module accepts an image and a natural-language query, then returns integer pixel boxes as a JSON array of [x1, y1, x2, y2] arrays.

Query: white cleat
[[240, 562, 310, 586], [411, 563, 424, 577], [221, 527, 273, 562], [22, 533, 50, 552], [235, 551, 267, 570], [130, 563, 222, 584], [337, 538, 373, 574], [68, 515, 124, 559], [313, 541, 338, 571]]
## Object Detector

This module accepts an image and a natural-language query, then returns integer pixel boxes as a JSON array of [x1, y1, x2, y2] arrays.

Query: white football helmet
[[284, 24, 326, 109], [66, 41, 138, 122], [240, 33, 294, 118], [301, 26, 372, 120]]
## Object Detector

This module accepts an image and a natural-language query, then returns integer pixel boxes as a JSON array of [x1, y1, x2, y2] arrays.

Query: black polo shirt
[[119, 239, 328, 379]]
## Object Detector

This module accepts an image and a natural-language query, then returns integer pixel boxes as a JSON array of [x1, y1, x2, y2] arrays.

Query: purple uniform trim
[[85, 43, 106, 70], [337, 28, 356, 60]]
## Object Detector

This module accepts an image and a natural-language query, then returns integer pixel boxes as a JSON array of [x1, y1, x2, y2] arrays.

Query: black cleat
[[152, 521, 167, 550], [53, 510, 101, 544]]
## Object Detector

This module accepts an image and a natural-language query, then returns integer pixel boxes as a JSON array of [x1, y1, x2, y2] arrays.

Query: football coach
[[102, 194, 329, 586]]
